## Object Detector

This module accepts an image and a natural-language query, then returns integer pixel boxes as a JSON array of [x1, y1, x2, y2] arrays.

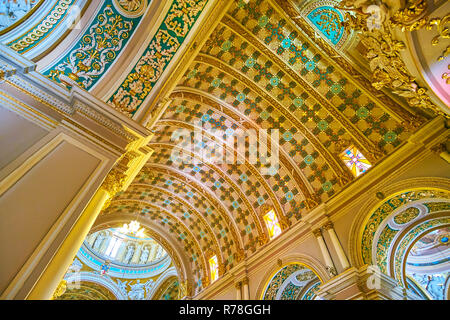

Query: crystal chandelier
[[118, 220, 145, 238]]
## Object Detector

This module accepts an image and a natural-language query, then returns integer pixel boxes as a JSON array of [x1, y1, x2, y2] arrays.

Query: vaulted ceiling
[[99, 0, 432, 295], [2, 0, 439, 297]]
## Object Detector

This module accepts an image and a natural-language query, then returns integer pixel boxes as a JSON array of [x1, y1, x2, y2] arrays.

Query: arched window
[[340, 145, 371, 177], [263, 209, 282, 240], [209, 255, 219, 283]]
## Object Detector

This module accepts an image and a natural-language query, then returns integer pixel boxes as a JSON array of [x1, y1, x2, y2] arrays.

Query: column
[[149, 242, 157, 261], [27, 188, 110, 300], [0, 44, 154, 299], [235, 281, 242, 300], [312, 228, 336, 276], [115, 240, 128, 261], [324, 222, 350, 270], [242, 277, 249, 300], [131, 243, 143, 264]]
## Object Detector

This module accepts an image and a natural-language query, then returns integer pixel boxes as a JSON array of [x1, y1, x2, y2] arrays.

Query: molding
[[0, 44, 152, 144]]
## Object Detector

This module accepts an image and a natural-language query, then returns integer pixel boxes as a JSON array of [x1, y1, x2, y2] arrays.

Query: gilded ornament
[[339, 1, 447, 117], [325, 266, 337, 276], [323, 221, 334, 230], [113, 0, 148, 17], [52, 280, 67, 300], [108, 0, 208, 116], [258, 233, 269, 246], [312, 228, 322, 238], [389, 0, 428, 31], [102, 168, 127, 197], [393, 207, 420, 224], [443, 65, 450, 85]]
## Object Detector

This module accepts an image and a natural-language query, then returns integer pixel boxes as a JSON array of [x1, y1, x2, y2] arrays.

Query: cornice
[[0, 44, 152, 147]]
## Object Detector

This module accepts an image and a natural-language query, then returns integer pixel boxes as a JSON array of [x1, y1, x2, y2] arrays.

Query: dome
[[80, 222, 171, 279]]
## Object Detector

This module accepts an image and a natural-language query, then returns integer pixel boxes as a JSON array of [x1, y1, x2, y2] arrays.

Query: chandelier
[[118, 221, 146, 238]]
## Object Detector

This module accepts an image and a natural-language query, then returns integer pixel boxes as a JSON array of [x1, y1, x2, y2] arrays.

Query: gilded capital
[[235, 249, 245, 263], [242, 277, 249, 286], [312, 228, 322, 238], [51, 280, 67, 300], [101, 168, 126, 197], [235, 281, 242, 289], [323, 221, 334, 231], [430, 143, 447, 155], [218, 263, 226, 276], [178, 280, 192, 299]]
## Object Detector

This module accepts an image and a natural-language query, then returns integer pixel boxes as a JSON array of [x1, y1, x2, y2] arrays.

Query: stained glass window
[[209, 255, 219, 283], [340, 145, 372, 177], [263, 209, 282, 240]]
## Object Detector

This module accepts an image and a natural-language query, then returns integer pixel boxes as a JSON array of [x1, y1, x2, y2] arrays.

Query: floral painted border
[[107, 0, 209, 117], [42, 0, 146, 90]]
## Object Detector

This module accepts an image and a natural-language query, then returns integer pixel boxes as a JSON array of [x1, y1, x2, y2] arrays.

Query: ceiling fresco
[[0, 0, 42, 33], [0, 0, 88, 58], [98, 0, 434, 294]]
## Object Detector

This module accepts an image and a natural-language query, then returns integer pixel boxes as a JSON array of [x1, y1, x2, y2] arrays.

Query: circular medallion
[[113, 0, 148, 18]]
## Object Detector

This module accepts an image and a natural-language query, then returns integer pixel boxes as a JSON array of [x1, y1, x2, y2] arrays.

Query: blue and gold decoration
[[307, 5, 345, 46]]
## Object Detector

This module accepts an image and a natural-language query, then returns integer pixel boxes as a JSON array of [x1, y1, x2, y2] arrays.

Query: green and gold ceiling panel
[[158, 98, 319, 222], [166, 92, 323, 212], [201, 24, 369, 155], [160, 278, 180, 300], [152, 123, 285, 219], [136, 166, 245, 269], [104, 200, 205, 287], [151, 122, 303, 231], [148, 145, 264, 253], [115, 185, 241, 271], [227, 0, 415, 155], [179, 62, 344, 199], [115, 187, 221, 261]]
